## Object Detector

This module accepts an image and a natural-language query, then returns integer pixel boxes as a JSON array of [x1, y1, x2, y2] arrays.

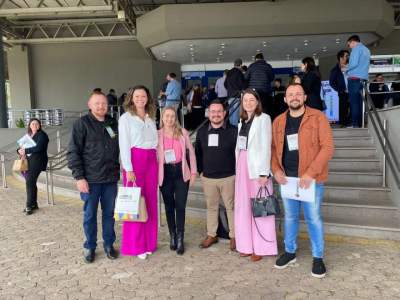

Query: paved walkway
[[1, 177, 400, 300]]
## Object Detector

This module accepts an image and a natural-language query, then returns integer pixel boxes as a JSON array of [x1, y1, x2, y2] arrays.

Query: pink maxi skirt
[[234, 150, 278, 256], [120, 147, 158, 256]]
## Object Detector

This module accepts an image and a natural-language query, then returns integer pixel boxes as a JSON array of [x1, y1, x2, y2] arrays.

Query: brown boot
[[229, 238, 236, 251], [239, 253, 251, 257], [250, 254, 262, 262], [199, 236, 218, 248]]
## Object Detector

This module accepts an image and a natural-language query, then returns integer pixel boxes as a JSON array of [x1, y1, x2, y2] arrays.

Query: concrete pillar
[[7, 44, 34, 110], [0, 32, 7, 128]]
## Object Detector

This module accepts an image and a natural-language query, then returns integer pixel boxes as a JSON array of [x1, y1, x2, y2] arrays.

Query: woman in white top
[[118, 85, 158, 260], [234, 88, 277, 262]]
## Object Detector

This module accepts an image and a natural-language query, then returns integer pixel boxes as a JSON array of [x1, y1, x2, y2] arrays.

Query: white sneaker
[[146, 252, 152, 255], [137, 253, 147, 260]]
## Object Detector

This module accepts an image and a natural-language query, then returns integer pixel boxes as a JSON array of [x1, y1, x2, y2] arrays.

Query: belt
[[348, 77, 360, 80]]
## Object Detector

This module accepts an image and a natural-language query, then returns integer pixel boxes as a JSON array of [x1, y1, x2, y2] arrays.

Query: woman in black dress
[[301, 57, 324, 111], [18, 118, 49, 215]]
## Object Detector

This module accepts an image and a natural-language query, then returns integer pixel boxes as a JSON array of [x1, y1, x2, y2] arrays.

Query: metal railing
[[363, 82, 400, 189]]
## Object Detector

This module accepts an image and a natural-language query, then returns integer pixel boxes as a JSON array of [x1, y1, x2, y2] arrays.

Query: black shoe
[[170, 232, 177, 251], [84, 249, 95, 263], [104, 246, 118, 260], [24, 208, 33, 215], [311, 258, 326, 278], [23, 205, 38, 213], [274, 252, 296, 269], [176, 232, 184, 255]]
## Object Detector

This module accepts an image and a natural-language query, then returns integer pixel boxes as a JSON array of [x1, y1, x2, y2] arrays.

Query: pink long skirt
[[120, 147, 158, 256], [234, 151, 278, 256]]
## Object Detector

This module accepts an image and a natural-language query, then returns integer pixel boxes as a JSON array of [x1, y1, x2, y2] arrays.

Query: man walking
[[271, 84, 334, 278], [329, 50, 350, 127], [215, 70, 228, 102], [67, 91, 120, 263], [160, 72, 182, 109], [225, 58, 246, 126], [346, 35, 371, 128], [245, 53, 275, 117], [195, 100, 237, 250]]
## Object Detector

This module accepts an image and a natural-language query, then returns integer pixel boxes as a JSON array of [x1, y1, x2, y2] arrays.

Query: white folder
[[280, 177, 316, 202]]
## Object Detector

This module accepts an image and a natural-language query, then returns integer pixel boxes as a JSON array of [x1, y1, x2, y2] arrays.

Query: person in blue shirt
[[160, 73, 182, 110], [346, 35, 371, 128]]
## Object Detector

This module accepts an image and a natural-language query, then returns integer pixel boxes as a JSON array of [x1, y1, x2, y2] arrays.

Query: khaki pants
[[201, 175, 235, 238]]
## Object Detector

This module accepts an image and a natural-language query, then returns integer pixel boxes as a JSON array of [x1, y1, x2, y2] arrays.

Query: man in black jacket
[[224, 58, 246, 126], [67, 91, 120, 263], [245, 53, 275, 117], [329, 50, 350, 127]]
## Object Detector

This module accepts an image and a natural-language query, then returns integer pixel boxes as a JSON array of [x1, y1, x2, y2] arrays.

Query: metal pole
[[45, 170, 50, 204], [56, 130, 61, 153], [362, 86, 366, 128], [1, 154, 7, 189], [50, 170, 55, 205], [382, 119, 387, 187], [0, 31, 8, 128]]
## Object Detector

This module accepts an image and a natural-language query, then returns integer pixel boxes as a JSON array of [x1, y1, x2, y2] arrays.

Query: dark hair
[[255, 53, 264, 60], [27, 118, 42, 135], [240, 88, 263, 121], [224, 69, 229, 75], [241, 65, 248, 72], [123, 85, 156, 119], [337, 50, 350, 61], [302, 56, 321, 78], [274, 78, 282, 84], [347, 35, 360, 43], [109, 89, 115, 93], [375, 73, 383, 78], [285, 83, 305, 95], [88, 90, 106, 102], [234, 58, 242, 67], [208, 99, 226, 110], [169, 72, 177, 78], [93, 88, 102, 92]]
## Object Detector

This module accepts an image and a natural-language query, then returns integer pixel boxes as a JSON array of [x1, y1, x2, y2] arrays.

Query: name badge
[[238, 135, 247, 150], [208, 134, 219, 147], [287, 133, 299, 151], [164, 149, 176, 164], [105, 126, 116, 138]]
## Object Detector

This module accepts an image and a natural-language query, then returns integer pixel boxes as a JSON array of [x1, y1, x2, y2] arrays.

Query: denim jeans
[[348, 79, 363, 127], [282, 183, 325, 258], [160, 163, 189, 233], [81, 182, 118, 250], [228, 97, 240, 127]]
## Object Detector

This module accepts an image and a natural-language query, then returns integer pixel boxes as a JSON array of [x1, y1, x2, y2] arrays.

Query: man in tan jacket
[[271, 83, 334, 278]]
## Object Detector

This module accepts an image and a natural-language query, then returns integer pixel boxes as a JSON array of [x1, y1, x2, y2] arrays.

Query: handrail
[[363, 82, 400, 188]]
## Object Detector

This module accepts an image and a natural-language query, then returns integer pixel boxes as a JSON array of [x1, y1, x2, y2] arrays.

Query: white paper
[[114, 186, 141, 215], [17, 134, 37, 149], [238, 136, 247, 150], [208, 134, 219, 147], [280, 176, 316, 202], [164, 149, 176, 164], [287, 134, 299, 151]]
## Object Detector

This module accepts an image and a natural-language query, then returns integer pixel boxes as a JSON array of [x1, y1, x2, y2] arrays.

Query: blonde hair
[[159, 106, 183, 138], [123, 85, 156, 119]]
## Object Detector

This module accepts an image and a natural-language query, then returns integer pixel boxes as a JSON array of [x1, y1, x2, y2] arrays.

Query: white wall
[[29, 40, 154, 111]]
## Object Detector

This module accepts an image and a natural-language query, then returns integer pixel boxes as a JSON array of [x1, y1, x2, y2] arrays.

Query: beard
[[288, 100, 304, 110]]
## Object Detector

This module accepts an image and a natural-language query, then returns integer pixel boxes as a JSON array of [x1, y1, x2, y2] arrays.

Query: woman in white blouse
[[118, 85, 158, 260]]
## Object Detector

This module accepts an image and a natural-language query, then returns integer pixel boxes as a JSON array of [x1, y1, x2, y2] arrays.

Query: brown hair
[[159, 106, 183, 138], [239, 88, 263, 121], [27, 118, 42, 136], [285, 83, 305, 95], [123, 85, 156, 119]]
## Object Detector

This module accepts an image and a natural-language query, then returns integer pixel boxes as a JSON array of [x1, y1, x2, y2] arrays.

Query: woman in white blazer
[[234, 88, 277, 262]]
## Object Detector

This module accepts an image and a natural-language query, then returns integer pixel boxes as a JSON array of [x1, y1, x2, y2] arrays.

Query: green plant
[[15, 118, 25, 128]]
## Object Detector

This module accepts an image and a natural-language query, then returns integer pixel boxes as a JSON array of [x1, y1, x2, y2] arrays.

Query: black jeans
[[338, 92, 349, 126], [160, 163, 189, 234], [25, 168, 42, 209]]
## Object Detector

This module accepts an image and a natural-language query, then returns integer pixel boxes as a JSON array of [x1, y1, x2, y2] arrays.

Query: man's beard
[[288, 100, 304, 111]]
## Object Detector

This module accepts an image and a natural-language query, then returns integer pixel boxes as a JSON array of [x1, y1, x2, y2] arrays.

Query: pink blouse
[[163, 136, 182, 163]]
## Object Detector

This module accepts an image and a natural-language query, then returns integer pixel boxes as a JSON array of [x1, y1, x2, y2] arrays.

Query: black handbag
[[251, 186, 281, 218]]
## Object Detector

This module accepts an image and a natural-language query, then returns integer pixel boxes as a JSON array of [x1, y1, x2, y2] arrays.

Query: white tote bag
[[114, 186, 147, 222]]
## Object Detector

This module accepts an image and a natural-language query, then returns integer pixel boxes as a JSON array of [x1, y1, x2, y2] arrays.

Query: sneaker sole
[[273, 258, 297, 269], [311, 272, 326, 279]]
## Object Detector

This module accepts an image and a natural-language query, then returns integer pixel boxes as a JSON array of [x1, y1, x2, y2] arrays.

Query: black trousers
[[257, 90, 273, 118], [338, 92, 350, 126], [25, 168, 42, 209], [160, 163, 189, 233]]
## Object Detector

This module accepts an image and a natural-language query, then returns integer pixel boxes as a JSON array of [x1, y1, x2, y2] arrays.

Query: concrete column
[[7, 44, 34, 110], [0, 32, 7, 128]]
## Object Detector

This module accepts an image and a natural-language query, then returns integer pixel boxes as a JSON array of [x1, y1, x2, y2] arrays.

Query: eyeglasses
[[286, 93, 305, 98]]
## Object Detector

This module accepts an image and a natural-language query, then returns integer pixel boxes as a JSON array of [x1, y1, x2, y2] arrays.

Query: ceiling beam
[[0, 5, 114, 17], [8, 35, 136, 44]]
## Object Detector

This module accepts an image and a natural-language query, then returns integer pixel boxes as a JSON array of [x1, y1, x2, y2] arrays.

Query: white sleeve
[[118, 114, 133, 172], [258, 114, 272, 176]]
